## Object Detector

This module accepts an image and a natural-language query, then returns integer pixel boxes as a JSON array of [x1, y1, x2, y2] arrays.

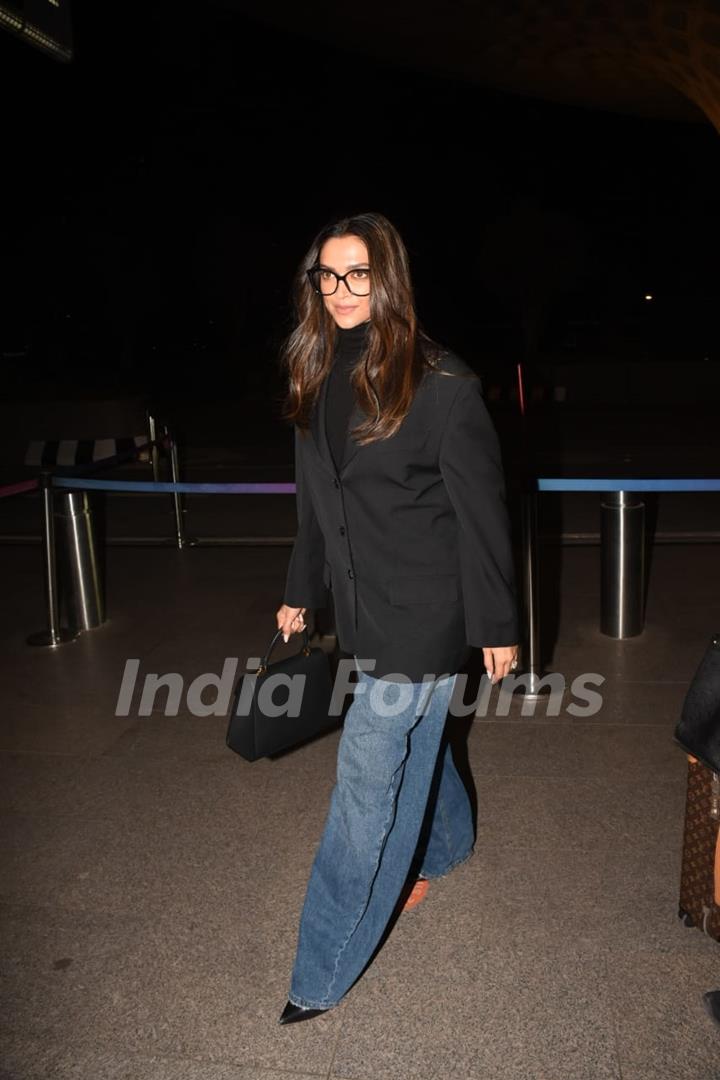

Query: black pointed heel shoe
[[278, 999, 329, 1025]]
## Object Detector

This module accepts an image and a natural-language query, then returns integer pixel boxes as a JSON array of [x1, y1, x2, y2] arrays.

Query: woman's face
[[317, 234, 371, 329]]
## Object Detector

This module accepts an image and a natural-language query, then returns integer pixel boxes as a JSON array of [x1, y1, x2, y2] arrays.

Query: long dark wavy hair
[[280, 211, 457, 444]]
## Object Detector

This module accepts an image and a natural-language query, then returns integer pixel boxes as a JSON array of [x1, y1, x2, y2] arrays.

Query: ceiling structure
[[224, 1, 720, 131]]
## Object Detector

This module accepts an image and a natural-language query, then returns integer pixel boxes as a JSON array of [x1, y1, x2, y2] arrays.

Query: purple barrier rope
[[52, 478, 296, 494], [0, 478, 39, 499]]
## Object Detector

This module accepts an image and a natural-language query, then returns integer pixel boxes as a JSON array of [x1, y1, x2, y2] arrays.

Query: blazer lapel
[[310, 373, 336, 477], [312, 371, 364, 477]]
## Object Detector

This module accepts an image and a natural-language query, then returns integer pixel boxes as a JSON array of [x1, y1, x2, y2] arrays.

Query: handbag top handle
[[257, 626, 312, 674]]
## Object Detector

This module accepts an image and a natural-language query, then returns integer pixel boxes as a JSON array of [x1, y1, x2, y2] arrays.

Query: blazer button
[[333, 479, 340, 489], [347, 569, 354, 579], [339, 525, 346, 536]]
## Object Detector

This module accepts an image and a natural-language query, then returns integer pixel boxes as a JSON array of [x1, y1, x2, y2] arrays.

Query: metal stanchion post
[[27, 471, 79, 647], [146, 409, 160, 483], [601, 490, 645, 637], [54, 489, 106, 630], [517, 488, 548, 697], [165, 424, 197, 549]]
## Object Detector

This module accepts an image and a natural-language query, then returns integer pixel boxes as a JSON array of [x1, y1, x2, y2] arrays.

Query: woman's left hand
[[482, 645, 519, 684]]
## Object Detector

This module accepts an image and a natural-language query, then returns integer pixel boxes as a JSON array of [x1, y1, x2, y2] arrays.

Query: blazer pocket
[[390, 573, 459, 605]]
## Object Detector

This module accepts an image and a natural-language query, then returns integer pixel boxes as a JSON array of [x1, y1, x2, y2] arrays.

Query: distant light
[[644, 294, 653, 301], [0, 1, 73, 61]]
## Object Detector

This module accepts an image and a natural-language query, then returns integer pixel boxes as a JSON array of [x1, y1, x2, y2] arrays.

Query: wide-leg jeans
[[287, 663, 475, 1010]]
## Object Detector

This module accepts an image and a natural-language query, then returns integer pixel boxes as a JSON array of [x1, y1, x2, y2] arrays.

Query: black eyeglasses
[[307, 266, 371, 296]]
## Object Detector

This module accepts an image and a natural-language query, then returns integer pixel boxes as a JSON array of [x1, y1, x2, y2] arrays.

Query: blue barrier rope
[[51, 476, 720, 495], [537, 478, 720, 492]]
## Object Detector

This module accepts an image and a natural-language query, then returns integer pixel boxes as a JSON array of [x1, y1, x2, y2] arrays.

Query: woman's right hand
[[276, 604, 307, 643]]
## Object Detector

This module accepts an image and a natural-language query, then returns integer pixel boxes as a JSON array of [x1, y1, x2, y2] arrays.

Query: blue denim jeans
[[287, 663, 475, 1010]]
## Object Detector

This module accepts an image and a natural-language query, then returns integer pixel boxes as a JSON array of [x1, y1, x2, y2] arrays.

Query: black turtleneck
[[326, 319, 370, 473]]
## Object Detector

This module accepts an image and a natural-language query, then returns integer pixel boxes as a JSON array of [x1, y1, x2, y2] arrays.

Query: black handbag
[[673, 632, 720, 774], [226, 626, 337, 762]]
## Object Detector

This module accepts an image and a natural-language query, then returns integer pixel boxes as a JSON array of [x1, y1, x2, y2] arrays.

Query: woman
[[275, 211, 519, 1023]]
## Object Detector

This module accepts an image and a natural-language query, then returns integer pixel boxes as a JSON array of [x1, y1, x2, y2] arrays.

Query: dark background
[[1, 1, 719, 425]]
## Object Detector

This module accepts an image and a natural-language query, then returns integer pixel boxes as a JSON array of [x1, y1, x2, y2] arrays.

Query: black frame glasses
[[307, 266, 371, 296]]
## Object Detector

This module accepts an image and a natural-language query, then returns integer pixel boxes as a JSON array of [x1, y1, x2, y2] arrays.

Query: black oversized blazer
[[283, 349, 520, 682]]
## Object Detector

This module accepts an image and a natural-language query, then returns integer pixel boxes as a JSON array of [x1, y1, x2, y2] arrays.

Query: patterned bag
[[678, 757, 720, 943], [675, 635, 720, 942]]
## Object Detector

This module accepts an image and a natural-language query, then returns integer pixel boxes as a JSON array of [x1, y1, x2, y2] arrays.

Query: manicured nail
[[283, 633, 288, 643]]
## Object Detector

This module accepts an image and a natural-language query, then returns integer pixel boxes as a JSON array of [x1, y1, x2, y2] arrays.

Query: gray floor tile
[[0, 1034, 64, 1080], [0, 1033, 330, 1079], [0, 702, 142, 757], [0, 804, 319, 919], [467, 720, 686, 779], [607, 946, 720, 1080], [0, 753, 87, 815], [49, 1055, 329, 1080], [331, 941, 621, 1080], [471, 775, 687, 849], [0, 750, 333, 836], [571, 678, 690, 725], [471, 674, 689, 727], [397, 841, 698, 954], [0, 903, 340, 1073]]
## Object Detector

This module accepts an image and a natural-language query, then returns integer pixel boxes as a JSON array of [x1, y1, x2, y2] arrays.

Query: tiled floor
[[1, 533, 719, 1080]]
